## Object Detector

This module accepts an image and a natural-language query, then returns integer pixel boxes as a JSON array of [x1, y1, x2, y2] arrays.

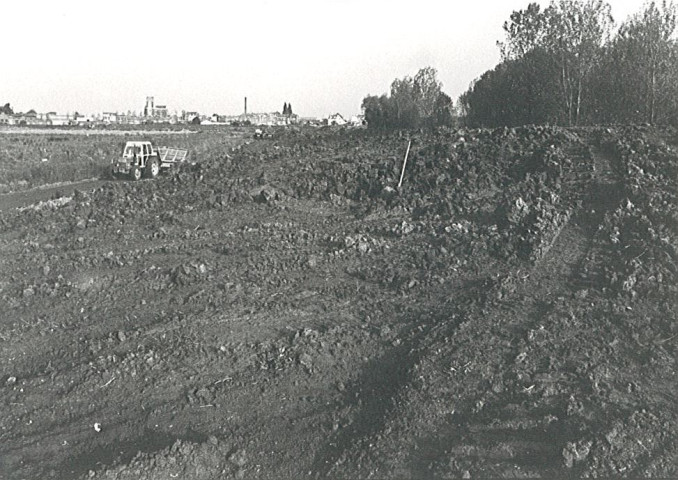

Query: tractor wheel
[[144, 157, 160, 178], [130, 167, 142, 181]]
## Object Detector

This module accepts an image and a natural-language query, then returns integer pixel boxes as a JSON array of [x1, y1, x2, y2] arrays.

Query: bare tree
[[413, 67, 443, 119], [390, 76, 416, 125], [499, 0, 613, 125], [546, 0, 614, 125], [499, 3, 549, 60], [622, 1, 677, 123]]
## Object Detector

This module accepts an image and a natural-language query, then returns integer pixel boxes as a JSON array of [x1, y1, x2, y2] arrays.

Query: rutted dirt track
[[0, 179, 109, 212], [1, 125, 677, 479]]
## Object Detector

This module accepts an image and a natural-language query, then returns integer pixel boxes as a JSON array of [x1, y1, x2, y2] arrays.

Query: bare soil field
[[1, 125, 677, 479], [0, 127, 248, 194]]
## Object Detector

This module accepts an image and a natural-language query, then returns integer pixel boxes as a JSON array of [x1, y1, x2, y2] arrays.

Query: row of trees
[[361, 67, 454, 129], [460, 0, 678, 127]]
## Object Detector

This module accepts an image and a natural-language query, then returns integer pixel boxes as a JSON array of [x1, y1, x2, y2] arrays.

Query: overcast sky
[[3, 0, 644, 118]]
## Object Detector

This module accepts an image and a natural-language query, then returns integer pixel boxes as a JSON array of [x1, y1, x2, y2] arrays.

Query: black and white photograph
[[1, 0, 677, 478]]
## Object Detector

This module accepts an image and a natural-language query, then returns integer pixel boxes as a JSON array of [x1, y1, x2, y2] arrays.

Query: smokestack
[[244, 97, 247, 116]]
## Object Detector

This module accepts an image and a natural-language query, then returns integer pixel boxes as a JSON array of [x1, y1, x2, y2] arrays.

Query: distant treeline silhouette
[[361, 67, 455, 129], [459, 0, 678, 127]]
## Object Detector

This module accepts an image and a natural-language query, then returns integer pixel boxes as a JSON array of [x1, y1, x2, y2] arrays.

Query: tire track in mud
[[405, 144, 628, 477], [320, 141, 628, 478], [0, 178, 109, 212], [320, 225, 592, 478], [309, 281, 493, 479]]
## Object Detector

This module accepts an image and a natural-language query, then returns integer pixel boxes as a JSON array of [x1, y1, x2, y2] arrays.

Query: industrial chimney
[[244, 97, 248, 116]]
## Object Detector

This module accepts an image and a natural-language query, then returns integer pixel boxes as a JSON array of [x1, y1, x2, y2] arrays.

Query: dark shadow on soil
[[309, 343, 417, 477], [54, 428, 207, 480], [310, 284, 483, 478]]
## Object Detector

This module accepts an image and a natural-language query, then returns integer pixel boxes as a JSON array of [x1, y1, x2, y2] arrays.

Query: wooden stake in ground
[[398, 140, 412, 188]]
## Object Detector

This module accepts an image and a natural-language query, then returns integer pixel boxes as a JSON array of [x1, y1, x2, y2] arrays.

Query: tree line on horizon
[[1, 103, 14, 115], [361, 67, 455, 129], [362, 0, 677, 130], [459, 0, 678, 127]]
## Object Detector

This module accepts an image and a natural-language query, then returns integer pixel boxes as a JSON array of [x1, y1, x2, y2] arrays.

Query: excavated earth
[[1, 125, 677, 479]]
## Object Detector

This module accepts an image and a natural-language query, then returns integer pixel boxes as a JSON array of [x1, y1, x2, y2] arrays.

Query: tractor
[[112, 141, 188, 180]]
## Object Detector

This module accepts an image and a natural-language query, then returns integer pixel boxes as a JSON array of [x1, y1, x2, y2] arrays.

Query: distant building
[[102, 112, 118, 123], [144, 97, 169, 119], [224, 112, 299, 126], [144, 97, 153, 117], [118, 113, 143, 125], [13, 110, 49, 126], [47, 113, 72, 126], [326, 113, 347, 126], [349, 114, 366, 126], [153, 105, 168, 118], [74, 114, 95, 126], [182, 111, 200, 123]]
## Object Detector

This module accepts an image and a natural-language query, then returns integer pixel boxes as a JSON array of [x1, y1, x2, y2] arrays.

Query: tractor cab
[[122, 141, 153, 166]]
